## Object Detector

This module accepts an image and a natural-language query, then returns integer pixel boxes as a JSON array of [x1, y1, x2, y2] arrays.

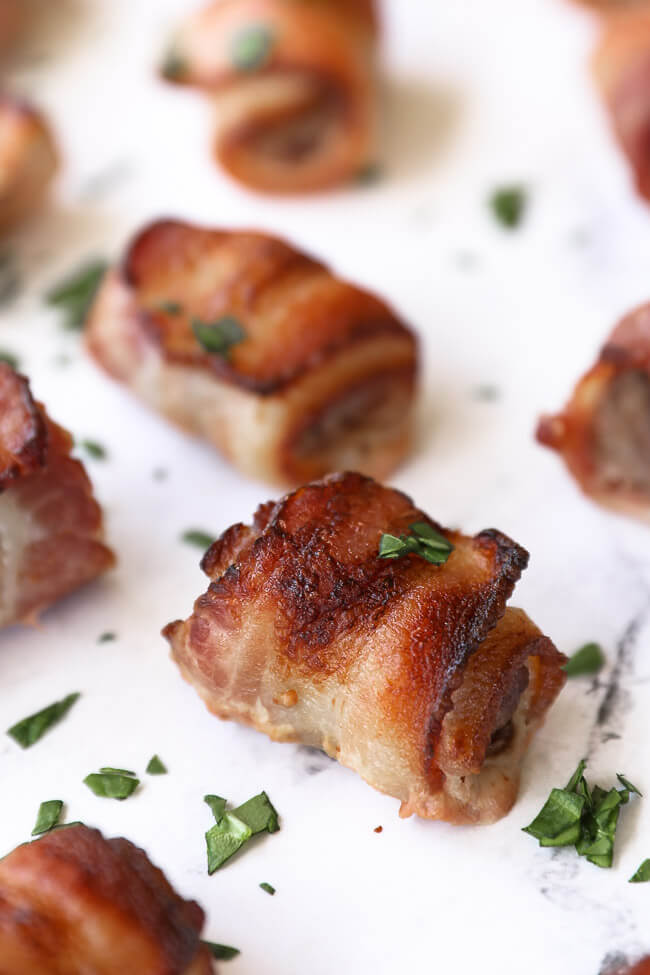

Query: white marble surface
[[1, 1, 650, 972]]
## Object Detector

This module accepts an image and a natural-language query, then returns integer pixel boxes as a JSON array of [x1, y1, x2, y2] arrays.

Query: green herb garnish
[[204, 791, 280, 874], [8, 693, 80, 749], [563, 642, 605, 678], [260, 882, 276, 895], [523, 760, 642, 868], [489, 186, 527, 229], [630, 859, 650, 883], [356, 163, 382, 185], [182, 529, 216, 550], [98, 632, 116, 643], [80, 439, 107, 460], [84, 769, 139, 800], [0, 350, 19, 370], [379, 521, 454, 566], [146, 755, 167, 775], [161, 49, 187, 80], [31, 800, 63, 836], [206, 813, 253, 874], [46, 260, 108, 330], [99, 766, 136, 776], [192, 316, 245, 358], [158, 300, 182, 315], [202, 941, 241, 960], [231, 25, 273, 71]]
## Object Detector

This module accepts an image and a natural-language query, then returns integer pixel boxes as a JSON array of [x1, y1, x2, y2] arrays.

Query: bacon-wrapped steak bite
[[160, 0, 379, 192], [0, 824, 214, 974], [0, 364, 114, 627], [0, 95, 57, 231], [164, 472, 565, 825], [537, 304, 650, 523], [86, 219, 417, 485], [592, 8, 650, 202]]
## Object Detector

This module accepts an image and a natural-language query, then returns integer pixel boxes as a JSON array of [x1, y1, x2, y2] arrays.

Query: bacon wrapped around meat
[[537, 304, 650, 523], [86, 219, 417, 485], [164, 472, 566, 825], [0, 95, 57, 231], [0, 825, 214, 974], [0, 363, 114, 627], [160, 0, 379, 192], [592, 8, 650, 202]]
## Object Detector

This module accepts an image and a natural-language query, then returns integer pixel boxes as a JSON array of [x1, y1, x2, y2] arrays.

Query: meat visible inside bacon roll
[[164, 472, 565, 825], [0, 364, 114, 627], [85, 219, 417, 486], [161, 0, 378, 192], [0, 825, 214, 974], [593, 9, 650, 202], [0, 95, 57, 230], [537, 303, 650, 522]]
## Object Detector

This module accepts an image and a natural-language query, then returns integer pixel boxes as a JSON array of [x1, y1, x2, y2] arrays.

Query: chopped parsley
[[80, 439, 107, 460], [192, 316, 245, 358], [0, 350, 19, 370], [204, 791, 280, 874], [260, 882, 276, 895], [146, 755, 167, 775], [630, 859, 650, 883], [99, 766, 136, 776], [202, 942, 241, 960], [181, 529, 216, 550], [562, 642, 605, 678], [98, 632, 116, 643], [523, 760, 642, 868], [489, 186, 527, 229], [231, 25, 274, 71], [472, 384, 500, 402], [84, 769, 139, 800], [45, 260, 108, 330], [31, 800, 64, 836], [356, 163, 382, 185], [379, 521, 454, 566], [158, 300, 182, 315], [161, 49, 187, 80], [7, 693, 80, 748]]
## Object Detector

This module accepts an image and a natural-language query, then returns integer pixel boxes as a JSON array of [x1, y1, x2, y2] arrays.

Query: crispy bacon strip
[[86, 219, 417, 485], [164, 472, 565, 825], [592, 8, 650, 202], [537, 304, 650, 523], [0, 825, 214, 974], [161, 0, 379, 192], [0, 364, 114, 627], [0, 94, 57, 231]]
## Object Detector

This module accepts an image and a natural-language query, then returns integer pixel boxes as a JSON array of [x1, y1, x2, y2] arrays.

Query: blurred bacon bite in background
[[0, 825, 215, 974], [160, 0, 379, 192], [0, 364, 114, 628], [165, 472, 566, 826], [537, 304, 650, 523], [0, 95, 57, 231], [86, 219, 417, 485]]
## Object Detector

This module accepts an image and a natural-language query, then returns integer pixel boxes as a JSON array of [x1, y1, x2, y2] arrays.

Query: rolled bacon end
[[85, 218, 417, 486], [0, 95, 57, 231], [0, 363, 115, 627], [0, 825, 214, 974], [164, 472, 566, 826], [161, 0, 379, 193], [537, 303, 650, 524]]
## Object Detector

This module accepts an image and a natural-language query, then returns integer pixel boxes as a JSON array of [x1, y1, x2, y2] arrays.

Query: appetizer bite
[[0, 363, 114, 627], [0, 824, 214, 973], [0, 0, 22, 51], [0, 95, 57, 231], [537, 304, 650, 523], [86, 219, 417, 485], [160, 0, 379, 192], [592, 8, 650, 202], [164, 472, 566, 825]]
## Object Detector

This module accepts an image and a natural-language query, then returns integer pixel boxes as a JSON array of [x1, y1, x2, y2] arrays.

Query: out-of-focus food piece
[[0, 824, 215, 974], [160, 0, 379, 192], [164, 472, 566, 826], [86, 219, 417, 485], [0, 0, 22, 51], [0, 95, 57, 231], [537, 304, 650, 523], [0, 363, 114, 627], [610, 959, 650, 975], [593, 8, 650, 201]]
